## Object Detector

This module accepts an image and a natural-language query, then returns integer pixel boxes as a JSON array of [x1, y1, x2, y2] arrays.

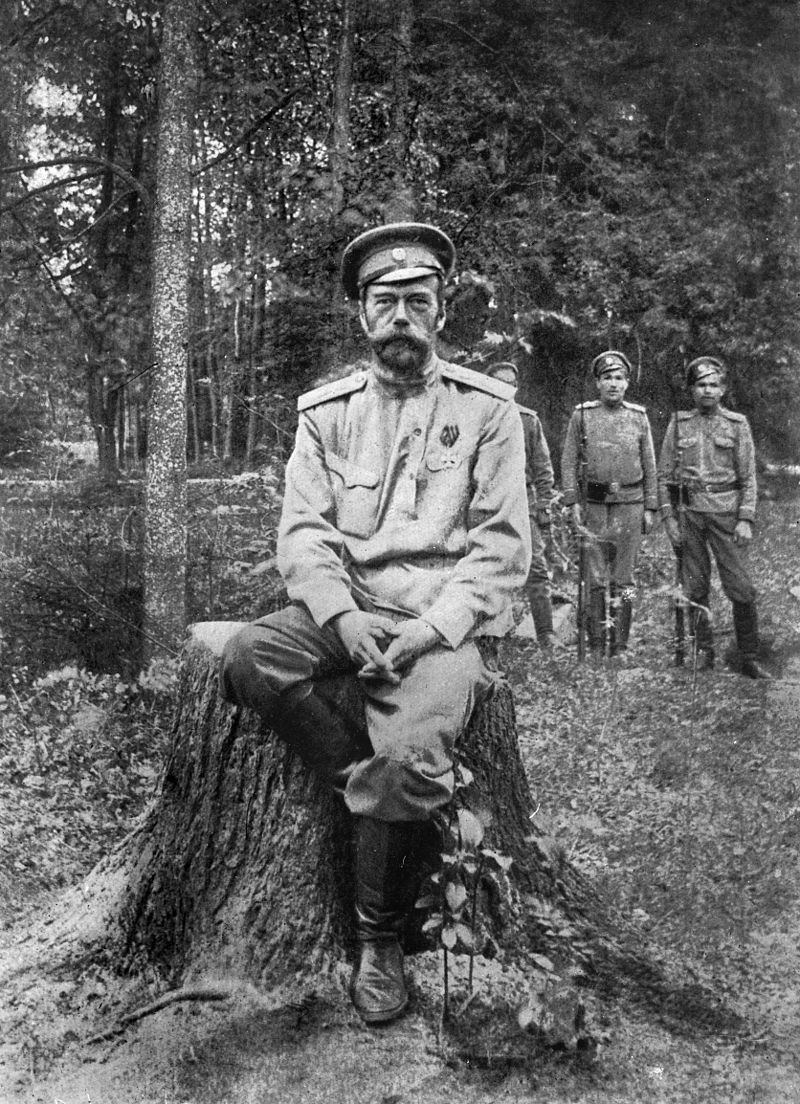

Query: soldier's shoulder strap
[[574, 400, 600, 410], [516, 403, 540, 419], [440, 362, 515, 401], [622, 400, 647, 413], [718, 406, 747, 424], [297, 370, 369, 411]]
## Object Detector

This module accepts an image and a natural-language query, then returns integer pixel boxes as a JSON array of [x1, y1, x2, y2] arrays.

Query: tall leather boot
[[271, 683, 372, 798], [586, 586, 607, 655], [732, 602, 772, 680], [690, 603, 715, 671], [529, 592, 556, 650], [350, 816, 422, 1024], [610, 591, 633, 656]]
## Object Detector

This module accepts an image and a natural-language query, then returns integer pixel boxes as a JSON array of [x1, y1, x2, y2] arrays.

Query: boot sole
[[352, 992, 409, 1024]]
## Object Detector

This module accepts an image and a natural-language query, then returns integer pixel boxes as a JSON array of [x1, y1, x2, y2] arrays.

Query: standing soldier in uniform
[[220, 223, 531, 1025], [561, 350, 658, 656], [657, 355, 770, 679], [487, 361, 557, 650]]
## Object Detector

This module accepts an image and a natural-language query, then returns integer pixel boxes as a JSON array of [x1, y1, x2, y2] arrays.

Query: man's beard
[[372, 333, 431, 376]]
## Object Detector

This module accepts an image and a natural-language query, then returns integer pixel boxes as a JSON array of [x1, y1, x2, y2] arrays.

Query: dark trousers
[[680, 511, 756, 606], [220, 604, 492, 823]]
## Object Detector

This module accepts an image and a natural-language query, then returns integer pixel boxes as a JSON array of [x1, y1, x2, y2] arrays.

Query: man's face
[[691, 375, 725, 413], [360, 275, 442, 377], [595, 368, 629, 406]]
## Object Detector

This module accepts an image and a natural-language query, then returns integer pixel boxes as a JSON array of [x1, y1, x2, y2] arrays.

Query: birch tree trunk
[[143, 0, 196, 658], [329, 0, 355, 218]]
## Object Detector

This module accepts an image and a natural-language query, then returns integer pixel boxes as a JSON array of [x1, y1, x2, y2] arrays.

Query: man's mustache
[[375, 334, 426, 353]]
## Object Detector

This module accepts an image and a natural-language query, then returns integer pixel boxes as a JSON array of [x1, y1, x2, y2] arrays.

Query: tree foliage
[[2, 0, 798, 472]]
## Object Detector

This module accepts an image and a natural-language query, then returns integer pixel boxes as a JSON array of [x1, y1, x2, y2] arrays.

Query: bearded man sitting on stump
[[220, 222, 531, 1025]]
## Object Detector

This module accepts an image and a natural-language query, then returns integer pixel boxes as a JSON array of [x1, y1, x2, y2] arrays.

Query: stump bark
[[107, 622, 656, 995]]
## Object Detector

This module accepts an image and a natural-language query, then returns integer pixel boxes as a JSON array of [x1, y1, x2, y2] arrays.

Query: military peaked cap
[[591, 350, 632, 378], [686, 356, 726, 386], [341, 222, 456, 301], [487, 361, 519, 382]]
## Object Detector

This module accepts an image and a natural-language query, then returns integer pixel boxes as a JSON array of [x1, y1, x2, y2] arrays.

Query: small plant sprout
[[416, 761, 513, 1027]]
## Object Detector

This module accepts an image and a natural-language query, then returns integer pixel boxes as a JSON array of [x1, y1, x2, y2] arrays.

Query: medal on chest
[[437, 424, 461, 468]]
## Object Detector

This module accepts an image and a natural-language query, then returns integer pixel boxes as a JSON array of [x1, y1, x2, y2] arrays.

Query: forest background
[[2, 2, 800, 1101], [2, 0, 799, 680]]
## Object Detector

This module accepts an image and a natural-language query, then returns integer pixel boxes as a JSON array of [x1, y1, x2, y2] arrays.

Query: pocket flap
[[325, 451, 379, 488]]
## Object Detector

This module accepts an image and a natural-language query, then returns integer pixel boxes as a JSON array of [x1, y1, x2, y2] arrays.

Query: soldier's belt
[[667, 479, 740, 509], [707, 480, 740, 493], [586, 479, 643, 503]]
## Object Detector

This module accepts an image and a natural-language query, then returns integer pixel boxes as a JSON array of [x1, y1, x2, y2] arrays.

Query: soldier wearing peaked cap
[[220, 223, 531, 1024], [561, 349, 658, 657], [657, 356, 771, 678], [488, 361, 557, 650]]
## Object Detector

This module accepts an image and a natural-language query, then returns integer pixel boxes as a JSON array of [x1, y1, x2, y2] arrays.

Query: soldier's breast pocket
[[678, 434, 698, 462], [325, 451, 380, 538]]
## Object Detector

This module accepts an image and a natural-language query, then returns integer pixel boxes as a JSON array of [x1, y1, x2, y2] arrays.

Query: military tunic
[[657, 407, 757, 606], [561, 400, 657, 589], [518, 404, 555, 600], [222, 356, 531, 822]]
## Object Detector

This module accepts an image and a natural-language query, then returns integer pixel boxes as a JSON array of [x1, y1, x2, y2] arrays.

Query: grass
[[1, 471, 800, 1102]]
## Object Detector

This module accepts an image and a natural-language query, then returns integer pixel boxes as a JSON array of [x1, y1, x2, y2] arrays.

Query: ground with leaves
[[1, 472, 800, 1103]]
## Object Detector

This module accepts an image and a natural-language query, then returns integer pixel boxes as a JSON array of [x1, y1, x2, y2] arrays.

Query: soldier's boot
[[690, 605, 715, 671], [610, 592, 633, 657], [350, 816, 422, 1024], [271, 683, 372, 798], [586, 587, 607, 655], [529, 593, 556, 650], [732, 602, 772, 680]]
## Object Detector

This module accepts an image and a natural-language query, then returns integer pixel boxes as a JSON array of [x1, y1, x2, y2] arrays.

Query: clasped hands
[[331, 610, 440, 686]]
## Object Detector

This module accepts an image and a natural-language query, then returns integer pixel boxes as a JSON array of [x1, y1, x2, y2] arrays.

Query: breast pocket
[[677, 434, 698, 462], [326, 451, 380, 538]]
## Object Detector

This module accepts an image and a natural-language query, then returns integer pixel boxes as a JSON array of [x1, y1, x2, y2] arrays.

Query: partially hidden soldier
[[657, 355, 771, 679], [561, 350, 658, 656], [220, 223, 532, 1024], [487, 361, 557, 649]]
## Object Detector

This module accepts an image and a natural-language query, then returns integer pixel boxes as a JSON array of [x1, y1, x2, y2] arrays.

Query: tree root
[[85, 984, 233, 1045]]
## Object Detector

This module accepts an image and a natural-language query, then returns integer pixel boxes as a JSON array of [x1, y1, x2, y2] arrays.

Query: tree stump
[[109, 623, 655, 994], [0, 621, 738, 1055], [114, 621, 564, 984]]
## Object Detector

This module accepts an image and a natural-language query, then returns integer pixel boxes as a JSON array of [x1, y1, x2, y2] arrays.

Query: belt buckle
[[608, 481, 620, 494]]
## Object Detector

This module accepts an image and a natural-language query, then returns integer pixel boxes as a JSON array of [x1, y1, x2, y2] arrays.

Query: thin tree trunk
[[187, 357, 201, 465], [329, 0, 355, 218], [143, 0, 196, 659]]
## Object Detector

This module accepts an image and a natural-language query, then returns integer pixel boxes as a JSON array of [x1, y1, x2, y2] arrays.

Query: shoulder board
[[516, 404, 539, 419], [719, 407, 747, 423], [297, 371, 368, 411], [574, 400, 600, 410], [622, 401, 646, 413], [440, 362, 514, 400]]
